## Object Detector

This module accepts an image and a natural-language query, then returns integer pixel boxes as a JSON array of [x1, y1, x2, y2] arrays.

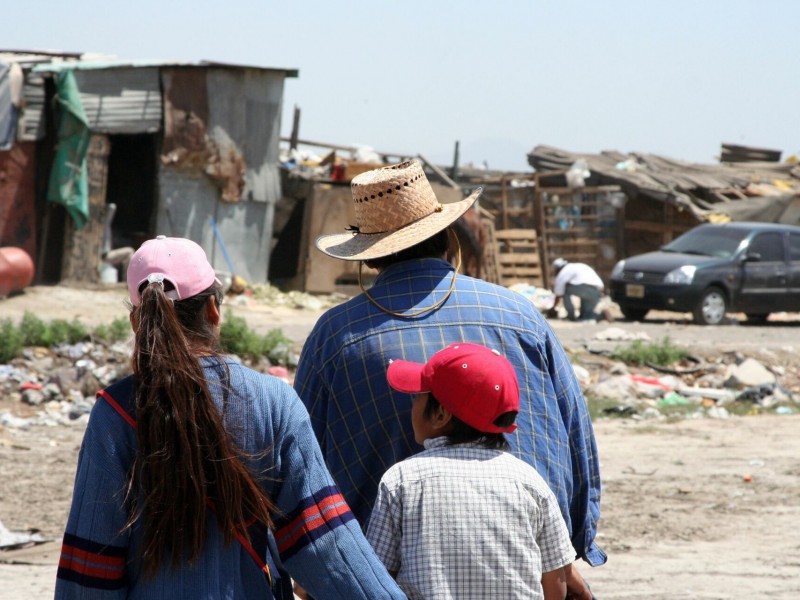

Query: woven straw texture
[[316, 160, 481, 261]]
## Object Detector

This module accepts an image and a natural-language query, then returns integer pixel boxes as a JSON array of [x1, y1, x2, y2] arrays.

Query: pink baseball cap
[[387, 342, 520, 433], [127, 235, 220, 306]]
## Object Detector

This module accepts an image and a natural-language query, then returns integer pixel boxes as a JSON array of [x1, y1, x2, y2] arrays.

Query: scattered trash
[[507, 283, 556, 312], [594, 327, 651, 342], [678, 386, 736, 404], [724, 358, 776, 388], [657, 391, 690, 407], [602, 405, 637, 417], [706, 406, 731, 419], [0, 518, 48, 550], [630, 375, 673, 391], [267, 366, 290, 383], [571, 364, 592, 387]]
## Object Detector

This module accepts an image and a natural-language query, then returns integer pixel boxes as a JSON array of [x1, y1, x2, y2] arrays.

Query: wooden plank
[[541, 199, 613, 208], [543, 214, 602, 222], [546, 240, 598, 248], [498, 252, 541, 263], [494, 227, 543, 287], [495, 229, 538, 241], [537, 185, 622, 195], [504, 207, 538, 216], [541, 228, 598, 235], [481, 216, 500, 284], [303, 183, 362, 293], [418, 153, 460, 189], [500, 267, 543, 276], [624, 219, 693, 234]]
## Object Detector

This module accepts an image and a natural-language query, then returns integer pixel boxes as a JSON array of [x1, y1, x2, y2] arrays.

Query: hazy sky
[[6, 1, 799, 171]]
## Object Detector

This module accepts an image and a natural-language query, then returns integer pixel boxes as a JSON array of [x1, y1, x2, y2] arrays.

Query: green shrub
[[261, 328, 293, 364], [93, 317, 130, 344], [220, 312, 292, 364], [19, 311, 51, 346], [610, 336, 689, 367], [109, 317, 131, 342], [220, 313, 261, 358], [48, 319, 88, 345], [0, 318, 23, 364]]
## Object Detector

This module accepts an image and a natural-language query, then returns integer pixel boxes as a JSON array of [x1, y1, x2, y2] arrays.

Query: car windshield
[[661, 227, 748, 258]]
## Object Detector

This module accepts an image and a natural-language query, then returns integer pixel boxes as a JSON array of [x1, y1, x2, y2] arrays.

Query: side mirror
[[742, 252, 762, 262]]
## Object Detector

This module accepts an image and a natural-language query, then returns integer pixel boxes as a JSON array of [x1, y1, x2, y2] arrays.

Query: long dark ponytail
[[127, 281, 275, 576]]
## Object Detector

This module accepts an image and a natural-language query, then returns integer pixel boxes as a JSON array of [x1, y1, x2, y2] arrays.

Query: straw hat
[[315, 159, 481, 261]]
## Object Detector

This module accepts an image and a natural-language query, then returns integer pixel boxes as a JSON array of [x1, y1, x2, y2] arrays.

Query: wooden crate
[[343, 161, 381, 181], [494, 229, 543, 287]]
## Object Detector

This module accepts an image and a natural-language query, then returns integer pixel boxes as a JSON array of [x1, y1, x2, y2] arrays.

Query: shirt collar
[[373, 258, 453, 285], [422, 437, 487, 450]]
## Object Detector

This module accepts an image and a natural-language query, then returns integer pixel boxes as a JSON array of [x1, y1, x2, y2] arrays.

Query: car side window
[[747, 232, 784, 261], [789, 233, 800, 262]]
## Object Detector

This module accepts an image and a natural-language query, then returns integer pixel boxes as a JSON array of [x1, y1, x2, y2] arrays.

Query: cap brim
[[315, 188, 481, 261], [387, 359, 428, 394]]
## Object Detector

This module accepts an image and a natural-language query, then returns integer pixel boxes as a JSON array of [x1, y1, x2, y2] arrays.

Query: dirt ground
[[2, 285, 800, 599]]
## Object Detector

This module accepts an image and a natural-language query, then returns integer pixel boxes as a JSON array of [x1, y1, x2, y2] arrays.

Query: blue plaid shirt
[[294, 258, 606, 566]]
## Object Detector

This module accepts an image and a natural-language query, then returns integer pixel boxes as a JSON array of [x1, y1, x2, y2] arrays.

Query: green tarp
[[47, 71, 90, 229]]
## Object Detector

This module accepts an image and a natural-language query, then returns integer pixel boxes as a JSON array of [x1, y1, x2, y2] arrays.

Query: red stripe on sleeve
[[59, 545, 126, 580], [61, 544, 126, 568], [276, 497, 351, 553]]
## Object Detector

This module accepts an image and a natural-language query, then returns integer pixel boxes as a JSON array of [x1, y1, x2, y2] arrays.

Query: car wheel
[[692, 287, 727, 325], [745, 313, 770, 324], [619, 305, 649, 322]]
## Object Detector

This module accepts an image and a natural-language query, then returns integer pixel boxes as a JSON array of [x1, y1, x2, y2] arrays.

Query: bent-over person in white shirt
[[550, 257, 606, 321]]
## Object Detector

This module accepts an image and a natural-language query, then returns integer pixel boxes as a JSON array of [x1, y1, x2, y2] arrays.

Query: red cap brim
[[386, 359, 428, 394]]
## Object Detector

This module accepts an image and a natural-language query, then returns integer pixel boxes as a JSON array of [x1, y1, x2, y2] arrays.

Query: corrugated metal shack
[[0, 50, 297, 286], [527, 144, 800, 283]]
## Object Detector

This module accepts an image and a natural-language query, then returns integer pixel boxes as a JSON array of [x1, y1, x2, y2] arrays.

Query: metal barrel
[[0, 247, 35, 297]]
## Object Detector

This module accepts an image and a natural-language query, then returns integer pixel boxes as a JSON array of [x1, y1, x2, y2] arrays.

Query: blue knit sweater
[[55, 358, 405, 599]]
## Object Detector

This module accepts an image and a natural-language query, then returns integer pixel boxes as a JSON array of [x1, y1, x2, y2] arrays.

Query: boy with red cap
[[366, 342, 576, 600]]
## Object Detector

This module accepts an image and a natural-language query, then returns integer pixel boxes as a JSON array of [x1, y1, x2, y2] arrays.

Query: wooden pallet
[[494, 229, 543, 287]]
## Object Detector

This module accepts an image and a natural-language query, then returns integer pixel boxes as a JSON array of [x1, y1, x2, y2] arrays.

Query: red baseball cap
[[387, 342, 520, 433], [127, 235, 220, 306]]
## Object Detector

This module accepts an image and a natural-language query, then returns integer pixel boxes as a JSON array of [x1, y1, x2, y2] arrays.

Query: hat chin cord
[[358, 230, 461, 318]]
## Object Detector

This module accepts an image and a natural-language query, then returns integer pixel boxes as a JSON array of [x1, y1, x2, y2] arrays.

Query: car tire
[[692, 287, 727, 325], [619, 305, 649, 322]]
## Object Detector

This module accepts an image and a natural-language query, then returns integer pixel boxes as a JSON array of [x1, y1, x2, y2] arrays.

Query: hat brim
[[387, 359, 428, 394], [315, 188, 482, 261]]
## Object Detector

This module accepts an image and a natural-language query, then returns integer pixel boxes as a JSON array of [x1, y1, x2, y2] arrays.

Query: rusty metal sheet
[[161, 68, 211, 170], [0, 142, 37, 259]]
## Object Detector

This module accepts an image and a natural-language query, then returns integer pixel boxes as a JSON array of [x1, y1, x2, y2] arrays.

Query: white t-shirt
[[553, 263, 604, 296]]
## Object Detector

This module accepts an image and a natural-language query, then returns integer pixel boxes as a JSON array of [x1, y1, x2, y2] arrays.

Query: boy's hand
[[564, 563, 594, 600]]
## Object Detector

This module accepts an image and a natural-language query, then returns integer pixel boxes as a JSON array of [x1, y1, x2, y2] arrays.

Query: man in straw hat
[[294, 159, 604, 598]]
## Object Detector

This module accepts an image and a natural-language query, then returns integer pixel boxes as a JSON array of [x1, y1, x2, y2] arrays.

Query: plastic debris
[[0, 518, 47, 549]]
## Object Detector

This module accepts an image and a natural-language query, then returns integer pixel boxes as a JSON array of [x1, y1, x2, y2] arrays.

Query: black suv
[[609, 222, 800, 325]]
